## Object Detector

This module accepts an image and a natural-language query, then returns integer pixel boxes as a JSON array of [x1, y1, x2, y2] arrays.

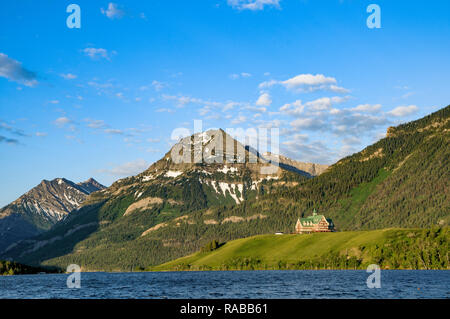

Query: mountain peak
[[77, 178, 106, 194], [0, 176, 105, 253], [79, 177, 100, 185]]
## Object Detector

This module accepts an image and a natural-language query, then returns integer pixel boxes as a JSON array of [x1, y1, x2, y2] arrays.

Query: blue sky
[[1, 0, 449, 207]]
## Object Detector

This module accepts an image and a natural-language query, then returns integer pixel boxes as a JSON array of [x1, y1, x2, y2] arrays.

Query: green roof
[[299, 214, 325, 225], [298, 209, 334, 226]]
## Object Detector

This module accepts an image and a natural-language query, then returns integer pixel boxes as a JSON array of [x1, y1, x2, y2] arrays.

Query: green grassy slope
[[151, 228, 449, 271], [2, 105, 449, 271]]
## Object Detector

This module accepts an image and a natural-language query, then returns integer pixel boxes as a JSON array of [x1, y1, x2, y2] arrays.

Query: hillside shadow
[[1, 202, 104, 267], [245, 145, 313, 178]]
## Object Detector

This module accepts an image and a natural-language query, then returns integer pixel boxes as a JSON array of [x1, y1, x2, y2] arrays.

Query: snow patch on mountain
[[142, 175, 154, 182], [217, 166, 238, 174], [165, 171, 183, 178]]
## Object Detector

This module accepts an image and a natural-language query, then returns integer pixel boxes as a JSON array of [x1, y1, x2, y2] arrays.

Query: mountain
[[0, 130, 320, 269], [276, 154, 328, 176], [2, 105, 449, 271], [0, 178, 105, 253], [77, 178, 106, 194]]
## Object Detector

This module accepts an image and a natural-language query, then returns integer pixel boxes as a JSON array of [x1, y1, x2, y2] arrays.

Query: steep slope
[[276, 154, 328, 176], [77, 178, 106, 194], [1, 130, 316, 269], [269, 104, 450, 230], [0, 178, 105, 253], [4, 106, 448, 271]]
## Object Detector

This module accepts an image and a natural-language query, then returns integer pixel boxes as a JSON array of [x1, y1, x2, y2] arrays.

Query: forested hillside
[[0, 260, 59, 275], [2, 105, 449, 271]]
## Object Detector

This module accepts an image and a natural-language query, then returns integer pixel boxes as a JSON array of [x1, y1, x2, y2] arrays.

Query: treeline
[[6, 106, 449, 271], [0, 260, 59, 275]]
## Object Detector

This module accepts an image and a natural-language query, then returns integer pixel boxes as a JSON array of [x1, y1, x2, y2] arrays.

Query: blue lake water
[[0, 270, 448, 299]]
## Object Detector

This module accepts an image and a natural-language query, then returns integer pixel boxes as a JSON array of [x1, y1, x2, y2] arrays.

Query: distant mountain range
[[1, 105, 448, 271], [0, 129, 326, 267], [0, 178, 105, 253]]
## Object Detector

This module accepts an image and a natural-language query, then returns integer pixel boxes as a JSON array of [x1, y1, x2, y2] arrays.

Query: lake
[[0, 270, 448, 299]]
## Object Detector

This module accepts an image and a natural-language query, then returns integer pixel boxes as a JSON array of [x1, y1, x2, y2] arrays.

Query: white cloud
[[387, 105, 419, 117], [280, 96, 349, 116], [282, 137, 333, 164], [162, 94, 222, 109], [259, 73, 349, 93], [258, 79, 278, 89], [85, 119, 107, 129], [229, 72, 252, 80], [331, 112, 388, 136], [337, 143, 360, 159], [104, 128, 124, 135], [255, 92, 272, 106], [35, 132, 48, 137], [60, 73, 77, 80], [199, 105, 211, 116], [290, 118, 324, 130], [162, 94, 195, 107], [304, 97, 333, 111], [101, 3, 125, 19], [280, 100, 304, 116], [329, 108, 340, 115], [83, 48, 115, 60], [99, 159, 149, 177], [351, 104, 382, 113], [245, 105, 267, 113], [231, 115, 248, 124], [54, 117, 72, 127], [0, 53, 38, 87], [87, 80, 114, 89], [223, 102, 239, 111], [282, 74, 336, 89], [329, 85, 350, 94], [156, 108, 175, 113], [253, 118, 284, 129], [401, 92, 415, 99], [49, 100, 60, 104], [152, 80, 167, 91], [227, 0, 281, 11]]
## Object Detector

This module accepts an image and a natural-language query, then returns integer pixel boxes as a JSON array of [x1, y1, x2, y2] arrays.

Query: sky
[[1, 0, 449, 207]]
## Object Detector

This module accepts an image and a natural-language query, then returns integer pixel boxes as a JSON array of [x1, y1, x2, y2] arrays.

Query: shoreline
[[2, 268, 449, 276]]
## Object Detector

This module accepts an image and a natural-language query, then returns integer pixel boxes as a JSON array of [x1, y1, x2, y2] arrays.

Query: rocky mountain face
[[0, 178, 105, 253], [96, 129, 319, 213], [5, 103, 448, 272], [1, 130, 318, 268], [274, 154, 328, 176], [77, 178, 106, 194]]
